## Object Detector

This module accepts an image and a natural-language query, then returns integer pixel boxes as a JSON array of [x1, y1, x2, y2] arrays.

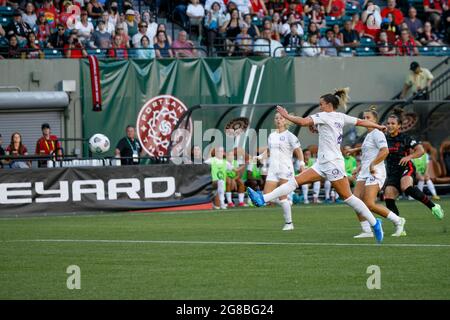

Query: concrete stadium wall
[[294, 56, 446, 102], [0, 59, 82, 155]]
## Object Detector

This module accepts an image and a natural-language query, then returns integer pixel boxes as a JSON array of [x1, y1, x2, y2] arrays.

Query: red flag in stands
[[88, 55, 102, 112]]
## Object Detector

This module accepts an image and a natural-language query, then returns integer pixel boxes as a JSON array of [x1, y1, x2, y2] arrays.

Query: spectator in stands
[[254, 28, 285, 56], [59, 1, 76, 29], [172, 30, 198, 57], [271, 12, 283, 38], [100, 11, 116, 35], [91, 20, 112, 49], [332, 23, 342, 40], [424, 0, 445, 31], [205, 0, 226, 14], [361, 1, 382, 28], [379, 20, 397, 43], [22, 2, 37, 29], [154, 30, 173, 57], [233, 0, 251, 16], [142, 11, 158, 40], [281, 13, 304, 37], [115, 125, 144, 165], [377, 30, 396, 55], [6, 10, 32, 47], [417, 21, 443, 46], [47, 23, 68, 48], [204, 2, 226, 52], [136, 35, 155, 59], [108, 34, 128, 58], [35, 123, 62, 167], [250, 0, 268, 17], [307, 22, 320, 37], [125, 9, 139, 38], [385, 13, 398, 33], [87, 0, 104, 19], [132, 21, 154, 48], [283, 0, 304, 19], [404, 6, 424, 38], [302, 32, 321, 56], [115, 25, 130, 48], [351, 12, 365, 36], [24, 31, 42, 58], [34, 12, 51, 44], [64, 30, 88, 58], [4, 132, 31, 169], [108, 1, 120, 27], [307, 0, 326, 29], [233, 22, 253, 55], [75, 10, 94, 45], [395, 28, 418, 56], [283, 23, 303, 51], [224, 8, 241, 55], [243, 14, 260, 38], [444, 5, 450, 44], [154, 23, 173, 46], [381, 0, 404, 25], [319, 28, 341, 56], [362, 12, 380, 39], [340, 19, 360, 48], [173, 0, 190, 30], [267, 0, 286, 15], [37, 0, 58, 29], [7, 35, 21, 58], [400, 61, 433, 99], [186, 0, 205, 38], [324, 0, 345, 18], [263, 18, 280, 41]]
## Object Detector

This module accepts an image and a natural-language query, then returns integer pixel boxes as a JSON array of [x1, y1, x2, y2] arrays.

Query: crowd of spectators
[[0, 0, 449, 58]]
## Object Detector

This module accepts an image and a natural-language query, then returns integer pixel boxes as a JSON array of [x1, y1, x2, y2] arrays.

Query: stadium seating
[[418, 46, 437, 56], [87, 48, 107, 58], [0, 16, 10, 27], [0, 6, 13, 16], [325, 16, 342, 27], [355, 46, 377, 56], [43, 48, 63, 59], [360, 37, 376, 47]]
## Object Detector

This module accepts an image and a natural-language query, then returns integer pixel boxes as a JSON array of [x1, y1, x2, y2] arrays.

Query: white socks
[[426, 180, 437, 196], [360, 220, 372, 233], [238, 193, 245, 203], [302, 184, 309, 200], [313, 181, 320, 198], [217, 180, 225, 206], [263, 178, 298, 203], [324, 180, 331, 199], [418, 180, 425, 191], [387, 211, 401, 224], [344, 195, 377, 226], [279, 199, 292, 224], [226, 192, 232, 204]]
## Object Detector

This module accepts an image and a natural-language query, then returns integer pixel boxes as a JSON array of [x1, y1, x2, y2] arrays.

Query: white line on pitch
[[4, 239, 450, 248]]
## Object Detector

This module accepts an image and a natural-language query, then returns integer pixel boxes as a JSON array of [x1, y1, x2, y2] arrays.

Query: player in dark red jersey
[[384, 108, 444, 220]]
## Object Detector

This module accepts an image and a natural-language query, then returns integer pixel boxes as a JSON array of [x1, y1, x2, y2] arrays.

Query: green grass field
[[0, 199, 449, 300]]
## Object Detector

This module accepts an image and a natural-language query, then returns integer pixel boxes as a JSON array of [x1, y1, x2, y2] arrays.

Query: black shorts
[[385, 163, 416, 191]]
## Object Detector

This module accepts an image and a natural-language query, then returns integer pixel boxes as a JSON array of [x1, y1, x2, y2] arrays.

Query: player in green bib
[[300, 149, 322, 204], [343, 145, 358, 187], [225, 150, 247, 207], [412, 152, 440, 200], [205, 147, 234, 210]]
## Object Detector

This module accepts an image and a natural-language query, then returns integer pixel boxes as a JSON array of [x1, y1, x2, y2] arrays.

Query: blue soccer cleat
[[372, 218, 384, 244], [247, 187, 266, 207]]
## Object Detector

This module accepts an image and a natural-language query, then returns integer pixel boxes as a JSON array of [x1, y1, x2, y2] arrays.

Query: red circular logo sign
[[136, 95, 191, 157]]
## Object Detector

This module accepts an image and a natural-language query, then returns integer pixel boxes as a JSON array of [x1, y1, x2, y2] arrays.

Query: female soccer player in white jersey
[[255, 112, 304, 231], [351, 107, 406, 238], [247, 88, 386, 243]]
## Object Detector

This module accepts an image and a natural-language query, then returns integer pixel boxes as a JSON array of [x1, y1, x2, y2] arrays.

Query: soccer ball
[[89, 133, 110, 153]]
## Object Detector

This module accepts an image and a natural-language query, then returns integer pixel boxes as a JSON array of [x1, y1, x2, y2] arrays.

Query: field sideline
[[0, 199, 449, 300]]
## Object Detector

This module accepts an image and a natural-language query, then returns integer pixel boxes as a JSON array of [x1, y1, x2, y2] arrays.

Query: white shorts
[[311, 160, 346, 182], [357, 166, 386, 189], [266, 166, 295, 182]]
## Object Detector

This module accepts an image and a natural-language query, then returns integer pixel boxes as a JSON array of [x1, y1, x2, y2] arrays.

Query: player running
[[351, 107, 406, 238], [383, 108, 444, 220], [247, 88, 385, 243], [254, 112, 304, 231]]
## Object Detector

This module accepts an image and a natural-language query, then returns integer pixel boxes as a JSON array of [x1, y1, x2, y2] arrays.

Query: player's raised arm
[[355, 119, 387, 132], [276, 105, 314, 127]]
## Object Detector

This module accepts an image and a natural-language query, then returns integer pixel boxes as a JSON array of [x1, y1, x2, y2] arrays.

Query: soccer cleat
[[324, 198, 331, 204], [282, 223, 294, 231], [247, 187, 266, 207], [431, 204, 444, 220], [227, 202, 235, 208], [238, 202, 247, 207], [353, 232, 374, 238], [432, 195, 441, 201], [220, 204, 228, 210], [392, 217, 407, 237], [372, 218, 384, 243], [304, 199, 310, 204]]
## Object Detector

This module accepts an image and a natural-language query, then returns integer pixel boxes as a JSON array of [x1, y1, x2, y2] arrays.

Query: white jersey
[[268, 130, 301, 173], [311, 112, 358, 164], [359, 128, 388, 178]]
